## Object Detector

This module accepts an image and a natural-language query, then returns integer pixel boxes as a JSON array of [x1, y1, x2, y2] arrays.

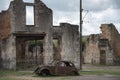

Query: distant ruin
[[0, 0, 80, 69], [84, 24, 120, 65]]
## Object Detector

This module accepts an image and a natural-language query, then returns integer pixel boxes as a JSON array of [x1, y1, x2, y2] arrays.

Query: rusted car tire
[[40, 69, 51, 76]]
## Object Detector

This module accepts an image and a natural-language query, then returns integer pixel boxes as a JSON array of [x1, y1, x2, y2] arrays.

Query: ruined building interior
[[84, 24, 120, 65], [0, 0, 80, 69]]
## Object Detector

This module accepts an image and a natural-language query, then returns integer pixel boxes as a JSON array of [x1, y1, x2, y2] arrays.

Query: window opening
[[23, 0, 34, 3], [26, 6, 34, 25]]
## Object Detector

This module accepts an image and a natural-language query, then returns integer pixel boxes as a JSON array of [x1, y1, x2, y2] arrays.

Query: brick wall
[[0, 10, 11, 59]]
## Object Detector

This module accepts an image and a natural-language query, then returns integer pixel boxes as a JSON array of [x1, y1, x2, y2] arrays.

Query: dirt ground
[[1, 64, 120, 80], [12, 75, 120, 80]]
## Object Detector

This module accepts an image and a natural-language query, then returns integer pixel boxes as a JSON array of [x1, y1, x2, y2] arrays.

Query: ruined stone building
[[84, 24, 120, 65], [0, 0, 80, 69]]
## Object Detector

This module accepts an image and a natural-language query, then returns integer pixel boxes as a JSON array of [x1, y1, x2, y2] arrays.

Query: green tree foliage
[[28, 40, 43, 52], [82, 36, 87, 51]]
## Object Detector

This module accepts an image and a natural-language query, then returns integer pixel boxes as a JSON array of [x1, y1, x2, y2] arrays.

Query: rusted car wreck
[[34, 61, 79, 76]]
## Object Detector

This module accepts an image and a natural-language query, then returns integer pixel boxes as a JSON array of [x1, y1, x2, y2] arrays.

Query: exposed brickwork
[[84, 24, 120, 65], [100, 24, 120, 63], [0, 10, 11, 62], [0, 0, 80, 69], [84, 34, 101, 64], [53, 23, 80, 68], [0, 11, 11, 40]]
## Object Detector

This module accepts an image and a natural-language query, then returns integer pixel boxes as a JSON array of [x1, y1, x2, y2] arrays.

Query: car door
[[64, 63, 75, 74], [56, 62, 67, 75]]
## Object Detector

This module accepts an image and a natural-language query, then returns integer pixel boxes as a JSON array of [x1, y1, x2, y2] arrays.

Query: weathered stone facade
[[84, 24, 120, 65], [100, 24, 120, 64], [0, 0, 80, 69], [53, 23, 80, 67]]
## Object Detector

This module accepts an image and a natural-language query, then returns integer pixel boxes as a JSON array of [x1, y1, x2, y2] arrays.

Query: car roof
[[59, 61, 74, 64], [50, 60, 74, 65]]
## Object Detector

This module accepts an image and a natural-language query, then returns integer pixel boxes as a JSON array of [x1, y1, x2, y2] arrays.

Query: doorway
[[100, 50, 106, 65], [53, 37, 62, 61], [16, 33, 45, 69]]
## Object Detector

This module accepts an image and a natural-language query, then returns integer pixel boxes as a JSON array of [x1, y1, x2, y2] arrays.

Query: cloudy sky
[[0, 0, 120, 35]]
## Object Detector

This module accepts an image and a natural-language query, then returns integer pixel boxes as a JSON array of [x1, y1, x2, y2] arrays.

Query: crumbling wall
[[100, 24, 120, 64], [0, 11, 11, 40], [0, 7, 11, 68], [1, 35, 16, 69], [0, 0, 80, 69], [53, 26, 62, 39], [84, 34, 100, 64], [85, 34, 114, 65], [84, 24, 120, 65], [99, 39, 113, 65], [10, 0, 26, 32], [60, 23, 80, 68], [106, 48, 113, 64], [34, 0, 53, 65], [53, 26, 62, 61], [16, 38, 26, 65]]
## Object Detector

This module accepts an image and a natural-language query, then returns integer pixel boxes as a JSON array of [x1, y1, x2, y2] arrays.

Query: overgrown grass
[[0, 68, 120, 80], [0, 70, 16, 77], [0, 77, 18, 80], [0, 70, 33, 77], [80, 69, 120, 76]]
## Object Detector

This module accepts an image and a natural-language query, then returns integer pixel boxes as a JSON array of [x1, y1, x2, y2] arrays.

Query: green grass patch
[[0, 70, 33, 77], [0, 69, 120, 80], [0, 77, 18, 80], [0, 70, 16, 77], [80, 69, 120, 76], [0, 70, 33, 80]]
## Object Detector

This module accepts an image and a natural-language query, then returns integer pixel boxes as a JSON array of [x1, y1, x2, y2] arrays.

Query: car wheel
[[40, 69, 50, 76], [40, 72, 48, 76]]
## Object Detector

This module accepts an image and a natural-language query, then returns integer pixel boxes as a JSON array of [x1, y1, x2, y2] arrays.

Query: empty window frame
[[26, 6, 34, 25], [23, 0, 34, 3]]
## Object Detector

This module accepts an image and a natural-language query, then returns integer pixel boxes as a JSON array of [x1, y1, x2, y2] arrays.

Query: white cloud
[[0, 0, 120, 35], [53, 10, 79, 25], [83, 23, 101, 35], [43, 0, 79, 12], [83, 7, 120, 35]]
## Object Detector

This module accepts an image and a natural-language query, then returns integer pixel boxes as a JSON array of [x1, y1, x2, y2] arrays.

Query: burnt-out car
[[34, 61, 79, 76]]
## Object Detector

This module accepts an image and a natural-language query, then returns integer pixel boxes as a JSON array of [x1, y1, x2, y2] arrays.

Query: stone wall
[[84, 23, 120, 65], [52, 23, 80, 68], [0, 0, 80, 69], [10, 0, 26, 32], [1, 34, 16, 69], [0, 0, 53, 69], [34, 0, 53, 65], [100, 24, 120, 64], [0, 7, 11, 68], [84, 34, 100, 64], [106, 48, 113, 64], [0, 11, 11, 40], [60, 23, 80, 68], [84, 34, 114, 65]]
